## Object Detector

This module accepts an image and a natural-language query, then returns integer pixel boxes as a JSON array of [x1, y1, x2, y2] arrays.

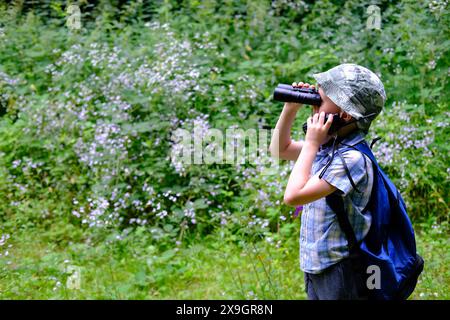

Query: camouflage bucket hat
[[312, 63, 386, 133]]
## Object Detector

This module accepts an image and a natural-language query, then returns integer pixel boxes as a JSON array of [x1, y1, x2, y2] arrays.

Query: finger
[[303, 83, 310, 88], [319, 111, 325, 125], [311, 84, 315, 89], [292, 82, 297, 87], [312, 112, 319, 123], [324, 113, 334, 128]]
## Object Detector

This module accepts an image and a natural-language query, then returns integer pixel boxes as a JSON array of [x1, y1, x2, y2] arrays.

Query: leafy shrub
[[0, 0, 447, 248]]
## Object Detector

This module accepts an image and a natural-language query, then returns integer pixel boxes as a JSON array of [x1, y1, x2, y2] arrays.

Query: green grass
[[0, 222, 448, 300], [0, 229, 306, 299]]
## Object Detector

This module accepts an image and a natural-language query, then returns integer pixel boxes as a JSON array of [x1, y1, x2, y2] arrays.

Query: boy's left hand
[[305, 111, 334, 147]]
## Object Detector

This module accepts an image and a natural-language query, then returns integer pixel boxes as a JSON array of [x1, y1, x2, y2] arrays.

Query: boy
[[269, 63, 386, 300]]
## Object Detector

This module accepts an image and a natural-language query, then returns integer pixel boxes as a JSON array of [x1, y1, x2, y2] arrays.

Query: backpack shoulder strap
[[319, 138, 366, 194], [325, 137, 376, 258], [325, 193, 361, 260], [336, 147, 362, 193], [339, 139, 378, 213]]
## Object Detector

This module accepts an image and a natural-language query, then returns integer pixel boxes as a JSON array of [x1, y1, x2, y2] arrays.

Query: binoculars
[[273, 83, 347, 135], [273, 83, 378, 136], [273, 83, 322, 106]]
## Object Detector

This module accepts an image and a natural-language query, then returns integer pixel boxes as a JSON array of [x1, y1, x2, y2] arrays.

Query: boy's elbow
[[268, 144, 278, 156], [269, 145, 285, 159], [283, 196, 293, 206], [283, 192, 304, 207], [269, 148, 280, 159]]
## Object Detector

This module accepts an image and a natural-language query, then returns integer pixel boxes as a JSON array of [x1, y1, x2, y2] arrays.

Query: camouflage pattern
[[313, 63, 386, 133]]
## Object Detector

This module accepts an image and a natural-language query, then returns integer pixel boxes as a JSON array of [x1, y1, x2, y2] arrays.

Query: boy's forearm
[[284, 141, 319, 204], [269, 103, 301, 154]]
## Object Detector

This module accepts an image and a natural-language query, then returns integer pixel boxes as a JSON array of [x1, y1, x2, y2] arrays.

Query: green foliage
[[0, 0, 448, 299]]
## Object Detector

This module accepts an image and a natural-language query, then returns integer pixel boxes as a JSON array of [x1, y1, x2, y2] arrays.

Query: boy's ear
[[339, 111, 353, 122]]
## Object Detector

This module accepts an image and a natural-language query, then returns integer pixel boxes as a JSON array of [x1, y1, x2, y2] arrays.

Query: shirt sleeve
[[317, 149, 369, 197]]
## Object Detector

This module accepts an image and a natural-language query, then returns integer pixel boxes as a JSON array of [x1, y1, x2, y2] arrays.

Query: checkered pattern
[[300, 130, 374, 274]]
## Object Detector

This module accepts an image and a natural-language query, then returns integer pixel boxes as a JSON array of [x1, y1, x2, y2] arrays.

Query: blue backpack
[[319, 136, 424, 300]]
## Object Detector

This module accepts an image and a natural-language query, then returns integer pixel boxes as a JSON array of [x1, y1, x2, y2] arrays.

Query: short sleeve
[[317, 150, 369, 197]]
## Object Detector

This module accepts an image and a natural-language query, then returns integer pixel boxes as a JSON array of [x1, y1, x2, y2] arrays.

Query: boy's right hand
[[285, 82, 316, 109]]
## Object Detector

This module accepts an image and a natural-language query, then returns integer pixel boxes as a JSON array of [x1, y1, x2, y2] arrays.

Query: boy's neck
[[320, 123, 361, 150], [336, 122, 358, 138]]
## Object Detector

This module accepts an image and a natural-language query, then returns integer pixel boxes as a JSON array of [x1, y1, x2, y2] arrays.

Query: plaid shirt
[[300, 130, 373, 274]]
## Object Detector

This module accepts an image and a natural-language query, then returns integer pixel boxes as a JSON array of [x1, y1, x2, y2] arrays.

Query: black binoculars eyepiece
[[273, 84, 322, 106]]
